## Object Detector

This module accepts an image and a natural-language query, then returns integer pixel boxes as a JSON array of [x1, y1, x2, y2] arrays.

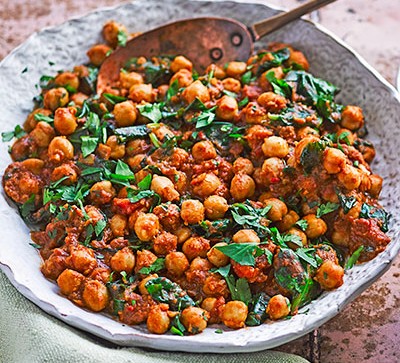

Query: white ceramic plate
[[0, 0, 399, 353]]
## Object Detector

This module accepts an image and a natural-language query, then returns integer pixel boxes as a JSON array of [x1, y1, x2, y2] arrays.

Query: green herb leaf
[[345, 245, 364, 269], [137, 103, 162, 123], [241, 70, 253, 85], [94, 218, 107, 237], [166, 79, 179, 101], [210, 263, 231, 278], [230, 200, 271, 235], [115, 160, 135, 179], [19, 194, 36, 219], [359, 203, 390, 232], [145, 277, 195, 311], [300, 139, 329, 174], [316, 202, 339, 218], [246, 292, 270, 326], [238, 97, 249, 108], [193, 107, 216, 129], [215, 243, 260, 266], [257, 48, 290, 75], [139, 258, 165, 274], [337, 193, 356, 214], [266, 71, 292, 99], [103, 93, 127, 105], [80, 136, 98, 157], [114, 125, 149, 139], [295, 219, 308, 231], [34, 113, 54, 123], [117, 30, 128, 47], [137, 174, 152, 190], [1, 125, 26, 142]]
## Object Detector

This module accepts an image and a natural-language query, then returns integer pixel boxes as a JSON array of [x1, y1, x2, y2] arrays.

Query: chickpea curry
[[2, 20, 391, 335]]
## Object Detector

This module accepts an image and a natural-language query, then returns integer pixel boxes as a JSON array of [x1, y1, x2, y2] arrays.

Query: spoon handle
[[251, 0, 337, 40]]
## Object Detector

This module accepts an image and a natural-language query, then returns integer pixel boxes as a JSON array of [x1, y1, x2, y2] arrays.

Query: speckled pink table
[[1, 0, 399, 362]]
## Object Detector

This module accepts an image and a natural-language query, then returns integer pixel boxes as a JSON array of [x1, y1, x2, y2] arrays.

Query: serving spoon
[[97, 0, 336, 94]]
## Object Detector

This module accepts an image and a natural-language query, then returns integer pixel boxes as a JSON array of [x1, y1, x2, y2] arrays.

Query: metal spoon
[[97, 0, 336, 93]]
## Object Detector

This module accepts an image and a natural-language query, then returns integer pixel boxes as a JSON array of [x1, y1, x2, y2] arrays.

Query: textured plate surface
[[0, 0, 399, 353]]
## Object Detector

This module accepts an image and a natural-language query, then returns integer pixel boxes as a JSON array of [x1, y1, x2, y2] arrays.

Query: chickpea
[[102, 20, 128, 48], [289, 50, 309, 70], [297, 126, 319, 139], [175, 226, 192, 244], [220, 301, 248, 329], [323, 147, 347, 174], [259, 67, 284, 91], [43, 87, 69, 111], [216, 95, 239, 121], [125, 139, 150, 156], [113, 100, 137, 127], [109, 247, 135, 274], [96, 143, 111, 160], [230, 174, 255, 201], [153, 231, 178, 256], [261, 157, 284, 183], [129, 84, 155, 103], [233, 229, 260, 244], [54, 107, 78, 135], [147, 305, 170, 334], [314, 260, 344, 290], [127, 154, 145, 172], [262, 136, 289, 158], [341, 105, 364, 130], [70, 92, 88, 107], [170, 55, 193, 73], [21, 158, 45, 175], [151, 175, 180, 202], [55, 72, 79, 91], [48, 136, 74, 162], [51, 163, 78, 185], [207, 242, 230, 267], [30, 121, 55, 147], [208, 64, 227, 79], [182, 236, 210, 260], [120, 72, 143, 92], [241, 101, 267, 124], [87, 44, 112, 66], [181, 306, 209, 334], [181, 80, 210, 104], [225, 61, 247, 78], [204, 195, 229, 220], [276, 210, 300, 231], [192, 140, 217, 162], [369, 174, 383, 198], [24, 108, 52, 131], [90, 180, 116, 205], [266, 294, 291, 320], [169, 68, 193, 88], [286, 227, 307, 249], [165, 251, 189, 276], [134, 213, 160, 241], [82, 279, 109, 312], [139, 274, 159, 294], [181, 199, 205, 225], [263, 198, 288, 222], [233, 157, 254, 175], [67, 246, 97, 275], [257, 92, 287, 113], [338, 165, 362, 190], [203, 274, 228, 297], [222, 77, 241, 93], [110, 214, 127, 237], [303, 214, 328, 239], [191, 173, 222, 199], [106, 135, 125, 159], [57, 269, 85, 296]]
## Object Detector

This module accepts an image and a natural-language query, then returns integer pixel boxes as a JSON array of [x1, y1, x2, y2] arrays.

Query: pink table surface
[[1, 0, 399, 362]]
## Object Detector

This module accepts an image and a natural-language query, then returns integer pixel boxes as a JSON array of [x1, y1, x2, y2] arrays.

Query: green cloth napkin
[[0, 271, 309, 363]]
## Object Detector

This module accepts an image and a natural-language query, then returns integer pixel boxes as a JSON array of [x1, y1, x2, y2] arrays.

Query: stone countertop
[[1, 0, 399, 362]]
